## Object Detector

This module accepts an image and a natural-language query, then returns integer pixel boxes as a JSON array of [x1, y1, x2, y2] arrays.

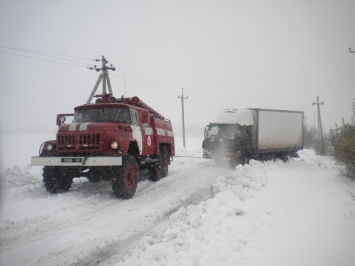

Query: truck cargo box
[[251, 109, 303, 152]]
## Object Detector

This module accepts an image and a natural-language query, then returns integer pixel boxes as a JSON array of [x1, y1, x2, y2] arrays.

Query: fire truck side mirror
[[56, 114, 74, 126]]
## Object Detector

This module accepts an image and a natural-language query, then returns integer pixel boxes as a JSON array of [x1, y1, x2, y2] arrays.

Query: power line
[[0, 45, 92, 61], [0, 44, 94, 68], [112, 69, 177, 96], [0, 45, 179, 96], [320, 44, 355, 127], [114, 64, 180, 91], [110, 73, 177, 97], [318, 49, 349, 97], [113, 64, 218, 113], [0, 50, 87, 69], [0, 45, 180, 96], [318, 36, 355, 97], [112, 70, 216, 115], [0, 44, 219, 118], [0, 45, 180, 98], [325, 63, 355, 110], [185, 90, 216, 111], [112, 70, 215, 116]]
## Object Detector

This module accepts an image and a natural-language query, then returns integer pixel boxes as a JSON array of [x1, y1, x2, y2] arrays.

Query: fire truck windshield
[[73, 107, 130, 123]]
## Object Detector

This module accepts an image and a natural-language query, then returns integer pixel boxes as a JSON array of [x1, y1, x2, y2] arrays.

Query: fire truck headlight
[[46, 144, 53, 151], [111, 141, 119, 149]]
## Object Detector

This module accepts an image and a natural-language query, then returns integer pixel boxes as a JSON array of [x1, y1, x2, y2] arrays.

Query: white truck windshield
[[206, 124, 241, 139]]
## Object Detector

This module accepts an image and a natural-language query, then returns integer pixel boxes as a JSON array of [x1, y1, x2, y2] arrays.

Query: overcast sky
[[0, 0, 354, 136]]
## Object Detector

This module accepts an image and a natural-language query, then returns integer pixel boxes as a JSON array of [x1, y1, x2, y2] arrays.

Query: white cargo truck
[[202, 108, 304, 165]]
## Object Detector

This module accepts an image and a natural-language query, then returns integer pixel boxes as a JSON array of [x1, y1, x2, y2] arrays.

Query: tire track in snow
[[0, 158, 233, 266], [71, 159, 233, 265]]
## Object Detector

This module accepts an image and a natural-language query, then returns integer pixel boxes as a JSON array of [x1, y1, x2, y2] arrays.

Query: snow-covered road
[[0, 157, 232, 265], [1, 135, 355, 266]]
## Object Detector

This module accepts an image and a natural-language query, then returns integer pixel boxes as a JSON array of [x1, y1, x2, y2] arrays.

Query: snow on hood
[[216, 108, 254, 126]]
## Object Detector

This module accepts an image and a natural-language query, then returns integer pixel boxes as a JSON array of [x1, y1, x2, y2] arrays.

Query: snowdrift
[[1, 144, 355, 266]]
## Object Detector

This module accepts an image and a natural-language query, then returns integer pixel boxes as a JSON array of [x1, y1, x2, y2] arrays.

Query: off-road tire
[[112, 155, 139, 199], [148, 162, 162, 182], [43, 166, 73, 194], [148, 147, 169, 181], [161, 147, 169, 177]]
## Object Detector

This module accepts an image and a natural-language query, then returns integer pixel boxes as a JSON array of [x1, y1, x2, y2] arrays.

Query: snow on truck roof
[[216, 108, 254, 126]]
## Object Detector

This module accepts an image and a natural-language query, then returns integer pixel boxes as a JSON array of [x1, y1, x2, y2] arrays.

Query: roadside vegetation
[[306, 101, 355, 180], [329, 121, 355, 179]]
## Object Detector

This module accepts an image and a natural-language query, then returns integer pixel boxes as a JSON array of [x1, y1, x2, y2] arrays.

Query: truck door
[[141, 111, 154, 155], [130, 109, 143, 155]]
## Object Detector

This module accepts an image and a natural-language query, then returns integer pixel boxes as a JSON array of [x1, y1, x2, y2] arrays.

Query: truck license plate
[[61, 157, 83, 163]]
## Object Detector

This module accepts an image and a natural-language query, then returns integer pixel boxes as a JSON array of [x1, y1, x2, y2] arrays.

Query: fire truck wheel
[[112, 155, 139, 199], [148, 148, 169, 181], [42, 166, 73, 194], [161, 147, 169, 178], [148, 162, 162, 182]]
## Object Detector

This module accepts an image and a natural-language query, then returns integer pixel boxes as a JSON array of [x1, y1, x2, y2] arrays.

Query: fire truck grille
[[57, 133, 101, 151], [78, 133, 100, 145], [58, 134, 76, 145]]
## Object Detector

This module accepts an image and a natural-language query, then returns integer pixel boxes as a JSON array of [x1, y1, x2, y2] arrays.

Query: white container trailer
[[202, 108, 303, 165], [252, 109, 303, 152]]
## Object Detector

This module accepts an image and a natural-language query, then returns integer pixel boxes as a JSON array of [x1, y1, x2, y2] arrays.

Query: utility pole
[[86, 56, 116, 104], [123, 68, 127, 97], [178, 88, 188, 148], [350, 50, 354, 124], [352, 98, 355, 125], [313, 96, 325, 155], [313, 113, 316, 129]]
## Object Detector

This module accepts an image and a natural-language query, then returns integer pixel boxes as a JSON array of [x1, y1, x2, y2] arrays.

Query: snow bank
[[107, 152, 355, 266], [113, 160, 277, 266], [1, 143, 355, 266]]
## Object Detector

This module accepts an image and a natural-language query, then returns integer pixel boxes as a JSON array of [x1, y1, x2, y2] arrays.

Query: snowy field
[[1, 134, 355, 266]]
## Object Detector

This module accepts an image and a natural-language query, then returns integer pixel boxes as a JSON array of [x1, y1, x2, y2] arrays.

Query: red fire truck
[[31, 56, 175, 199]]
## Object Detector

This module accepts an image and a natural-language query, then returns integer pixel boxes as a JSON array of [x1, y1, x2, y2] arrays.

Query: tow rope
[[173, 156, 205, 159]]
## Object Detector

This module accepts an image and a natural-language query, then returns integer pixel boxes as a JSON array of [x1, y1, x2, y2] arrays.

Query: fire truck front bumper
[[31, 156, 123, 167]]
